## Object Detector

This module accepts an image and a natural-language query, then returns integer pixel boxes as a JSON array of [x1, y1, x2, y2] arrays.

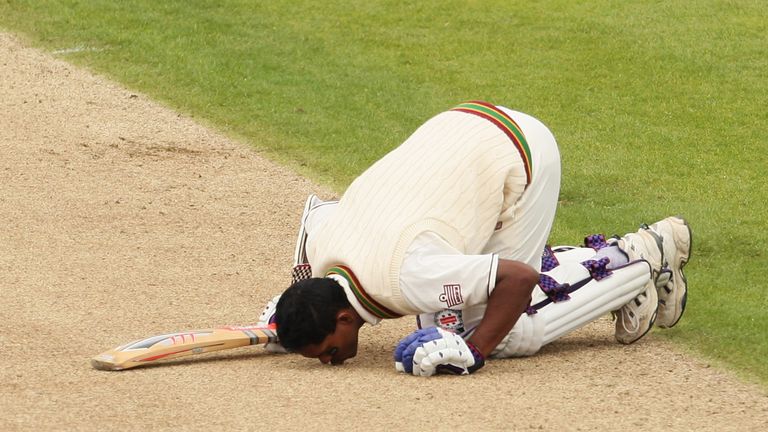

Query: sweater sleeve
[[399, 231, 499, 314]]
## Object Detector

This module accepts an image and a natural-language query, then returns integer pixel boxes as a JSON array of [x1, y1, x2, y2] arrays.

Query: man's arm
[[466, 259, 539, 357], [393, 257, 539, 376]]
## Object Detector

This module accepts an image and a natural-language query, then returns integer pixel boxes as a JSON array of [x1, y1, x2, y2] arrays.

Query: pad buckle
[[539, 273, 571, 303], [581, 257, 613, 281]]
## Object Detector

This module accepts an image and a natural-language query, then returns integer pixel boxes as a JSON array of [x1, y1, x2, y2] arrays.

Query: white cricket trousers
[[482, 107, 561, 271]]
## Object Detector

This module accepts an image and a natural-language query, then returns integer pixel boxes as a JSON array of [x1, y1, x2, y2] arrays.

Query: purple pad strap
[[540, 245, 559, 272], [581, 257, 613, 281], [539, 273, 571, 303], [584, 233, 609, 251], [527, 276, 592, 315]]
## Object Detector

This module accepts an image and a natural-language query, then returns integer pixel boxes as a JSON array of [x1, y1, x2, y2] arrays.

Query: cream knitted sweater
[[306, 108, 529, 315]]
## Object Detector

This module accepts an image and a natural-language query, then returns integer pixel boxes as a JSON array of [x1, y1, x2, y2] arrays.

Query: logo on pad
[[439, 284, 463, 308], [434, 309, 465, 334]]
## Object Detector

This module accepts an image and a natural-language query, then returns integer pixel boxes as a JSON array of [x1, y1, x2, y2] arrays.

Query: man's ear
[[336, 308, 356, 325]]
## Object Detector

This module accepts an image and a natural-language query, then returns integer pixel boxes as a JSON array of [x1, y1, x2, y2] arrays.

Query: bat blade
[[91, 325, 278, 371]]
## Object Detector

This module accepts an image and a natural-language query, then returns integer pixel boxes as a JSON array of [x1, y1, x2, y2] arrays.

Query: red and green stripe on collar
[[451, 101, 532, 185], [325, 266, 403, 319]]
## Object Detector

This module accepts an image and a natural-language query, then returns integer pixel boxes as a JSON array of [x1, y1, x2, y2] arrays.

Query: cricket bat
[[91, 325, 278, 371]]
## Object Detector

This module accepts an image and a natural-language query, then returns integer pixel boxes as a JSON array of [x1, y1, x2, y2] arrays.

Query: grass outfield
[[2, 1, 766, 385]]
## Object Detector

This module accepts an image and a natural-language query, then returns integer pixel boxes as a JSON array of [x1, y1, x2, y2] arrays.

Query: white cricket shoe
[[293, 194, 323, 267], [613, 282, 658, 344], [611, 229, 662, 344], [647, 216, 692, 328]]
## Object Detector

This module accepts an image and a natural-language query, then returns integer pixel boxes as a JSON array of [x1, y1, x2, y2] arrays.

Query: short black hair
[[275, 277, 350, 351]]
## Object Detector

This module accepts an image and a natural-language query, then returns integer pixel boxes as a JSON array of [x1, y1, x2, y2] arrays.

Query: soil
[[1, 32, 767, 431]]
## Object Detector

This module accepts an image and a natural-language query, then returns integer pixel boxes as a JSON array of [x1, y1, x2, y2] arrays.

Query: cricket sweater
[[306, 102, 532, 317]]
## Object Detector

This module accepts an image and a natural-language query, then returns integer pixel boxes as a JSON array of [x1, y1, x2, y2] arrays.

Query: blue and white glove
[[394, 327, 485, 376], [256, 294, 287, 354]]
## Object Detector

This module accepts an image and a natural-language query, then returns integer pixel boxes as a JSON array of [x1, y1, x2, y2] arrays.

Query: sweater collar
[[325, 266, 402, 323]]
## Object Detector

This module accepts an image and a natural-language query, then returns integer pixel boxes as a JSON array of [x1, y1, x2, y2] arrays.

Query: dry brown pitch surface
[[1, 32, 767, 431]]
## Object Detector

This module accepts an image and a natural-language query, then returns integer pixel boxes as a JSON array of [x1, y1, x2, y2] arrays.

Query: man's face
[[297, 322, 360, 365]]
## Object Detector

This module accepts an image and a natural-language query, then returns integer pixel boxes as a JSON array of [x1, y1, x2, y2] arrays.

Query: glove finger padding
[[394, 328, 485, 376], [414, 340, 467, 376], [401, 328, 443, 374], [394, 328, 432, 371]]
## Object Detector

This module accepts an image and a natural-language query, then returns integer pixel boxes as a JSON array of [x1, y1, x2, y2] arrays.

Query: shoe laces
[[618, 295, 645, 334], [656, 268, 673, 293]]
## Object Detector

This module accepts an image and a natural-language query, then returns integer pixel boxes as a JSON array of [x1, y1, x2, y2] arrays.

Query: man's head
[[275, 278, 363, 365]]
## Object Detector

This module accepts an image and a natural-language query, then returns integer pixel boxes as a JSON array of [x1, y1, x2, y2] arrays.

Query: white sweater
[[306, 105, 530, 316]]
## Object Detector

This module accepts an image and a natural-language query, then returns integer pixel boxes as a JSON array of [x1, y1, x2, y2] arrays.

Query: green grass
[[2, 0, 766, 385]]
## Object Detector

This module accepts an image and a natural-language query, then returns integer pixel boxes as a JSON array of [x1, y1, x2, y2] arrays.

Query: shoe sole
[[293, 194, 318, 266], [657, 216, 692, 328]]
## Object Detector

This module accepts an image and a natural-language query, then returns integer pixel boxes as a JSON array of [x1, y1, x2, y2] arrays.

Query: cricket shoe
[[293, 194, 323, 267], [613, 281, 658, 344], [646, 216, 692, 328], [610, 228, 663, 344]]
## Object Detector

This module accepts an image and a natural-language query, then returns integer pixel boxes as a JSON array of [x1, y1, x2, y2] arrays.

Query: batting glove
[[394, 327, 485, 376], [256, 294, 287, 354]]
